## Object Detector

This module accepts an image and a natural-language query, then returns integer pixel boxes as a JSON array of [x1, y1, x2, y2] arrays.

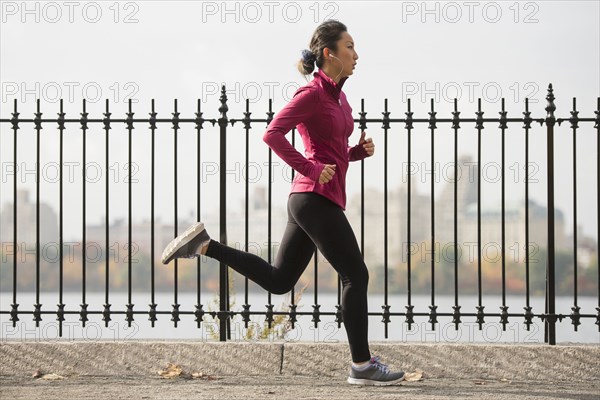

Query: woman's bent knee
[[265, 272, 297, 295]]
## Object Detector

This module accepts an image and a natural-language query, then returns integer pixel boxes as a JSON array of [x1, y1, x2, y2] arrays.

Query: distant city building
[[0, 189, 58, 246]]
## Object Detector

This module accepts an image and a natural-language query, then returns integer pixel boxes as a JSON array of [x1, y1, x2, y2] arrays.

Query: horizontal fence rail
[[0, 84, 599, 345]]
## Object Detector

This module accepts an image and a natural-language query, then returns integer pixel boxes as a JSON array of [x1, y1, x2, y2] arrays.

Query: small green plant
[[205, 272, 307, 341]]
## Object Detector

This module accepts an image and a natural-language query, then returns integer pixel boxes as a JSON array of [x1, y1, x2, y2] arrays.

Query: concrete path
[[1, 341, 598, 399], [2, 374, 600, 400]]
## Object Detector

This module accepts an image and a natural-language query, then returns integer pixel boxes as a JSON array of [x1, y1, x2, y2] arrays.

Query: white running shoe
[[161, 222, 211, 264]]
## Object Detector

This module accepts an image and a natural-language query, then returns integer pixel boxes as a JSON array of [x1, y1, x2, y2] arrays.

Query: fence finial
[[545, 83, 556, 125], [218, 85, 228, 122]]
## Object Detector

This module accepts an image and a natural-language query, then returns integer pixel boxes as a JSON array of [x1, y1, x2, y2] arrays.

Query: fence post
[[545, 83, 557, 345], [218, 85, 230, 341]]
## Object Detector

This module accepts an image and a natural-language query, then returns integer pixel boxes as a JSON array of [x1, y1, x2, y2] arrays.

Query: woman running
[[161, 19, 405, 386]]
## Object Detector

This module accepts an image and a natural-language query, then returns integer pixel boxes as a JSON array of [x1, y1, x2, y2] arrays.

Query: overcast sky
[[1, 0, 599, 241]]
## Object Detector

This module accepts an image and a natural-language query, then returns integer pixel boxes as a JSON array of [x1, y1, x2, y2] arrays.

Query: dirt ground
[[1, 374, 599, 400]]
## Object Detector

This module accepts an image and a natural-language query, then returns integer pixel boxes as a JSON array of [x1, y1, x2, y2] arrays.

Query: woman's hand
[[358, 131, 375, 156], [319, 164, 336, 184]]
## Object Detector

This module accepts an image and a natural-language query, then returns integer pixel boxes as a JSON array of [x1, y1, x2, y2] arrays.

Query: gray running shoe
[[347, 356, 405, 386], [161, 222, 211, 264]]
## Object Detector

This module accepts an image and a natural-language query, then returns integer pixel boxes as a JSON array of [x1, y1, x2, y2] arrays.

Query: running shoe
[[161, 222, 211, 264], [347, 356, 405, 386]]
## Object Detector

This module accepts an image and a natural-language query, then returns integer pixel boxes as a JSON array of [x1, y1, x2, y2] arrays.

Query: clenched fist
[[319, 164, 336, 184]]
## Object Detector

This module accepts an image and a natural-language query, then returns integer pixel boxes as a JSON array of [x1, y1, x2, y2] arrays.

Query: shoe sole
[[346, 375, 405, 386], [161, 222, 205, 264]]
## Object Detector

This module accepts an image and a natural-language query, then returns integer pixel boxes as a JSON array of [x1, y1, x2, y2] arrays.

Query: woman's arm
[[262, 87, 325, 182]]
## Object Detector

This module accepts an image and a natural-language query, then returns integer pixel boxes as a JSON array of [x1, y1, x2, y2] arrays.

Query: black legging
[[204, 191, 371, 363]]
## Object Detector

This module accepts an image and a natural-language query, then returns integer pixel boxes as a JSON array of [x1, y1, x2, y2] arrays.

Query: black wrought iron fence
[[0, 84, 598, 344]]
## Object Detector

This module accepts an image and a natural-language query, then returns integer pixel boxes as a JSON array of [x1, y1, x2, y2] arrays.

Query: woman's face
[[326, 31, 359, 80]]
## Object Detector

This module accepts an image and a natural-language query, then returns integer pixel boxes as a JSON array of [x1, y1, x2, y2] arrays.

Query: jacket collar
[[314, 68, 348, 101]]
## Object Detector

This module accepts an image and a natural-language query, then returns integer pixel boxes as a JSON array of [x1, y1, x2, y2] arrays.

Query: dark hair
[[297, 19, 347, 76]]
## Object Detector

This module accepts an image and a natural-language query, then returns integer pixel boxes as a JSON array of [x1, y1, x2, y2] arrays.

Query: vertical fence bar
[[149, 99, 157, 327], [126, 99, 134, 327], [359, 98, 366, 260], [172, 98, 180, 328], [596, 97, 600, 332], [103, 99, 111, 327], [405, 98, 414, 329], [523, 98, 533, 330], [266, 97, 274, 330], [545, 84, 557, 345], [218, 87, 229, 341], [58, 99, 65, 336], [80, 99, 89, 327], [264, 100, 274, 331], [34, 99, 42, 328], [382, 98, 390, 337], [476, 98, 485, 329], [150, 100, 157, 321], [500, 98, 509, 330], [195, 98, 205, 328], [312, 251, 320, 328], [428, 98, 437, 330], [569, 97, 581, 331], [357, 97, 368, 330], [452, 98, 461, 330], [241, 99, 251, 329], [10, 99, 19, 327], [265, 98, 275, 330]]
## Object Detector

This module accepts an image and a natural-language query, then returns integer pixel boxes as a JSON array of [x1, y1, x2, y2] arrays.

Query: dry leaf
[[404, 369, 424, 382], [158, 363, 217, 380], [158, 363, 183, 378], [474, 380, 486, 385], [40, 373, 65, 380]]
